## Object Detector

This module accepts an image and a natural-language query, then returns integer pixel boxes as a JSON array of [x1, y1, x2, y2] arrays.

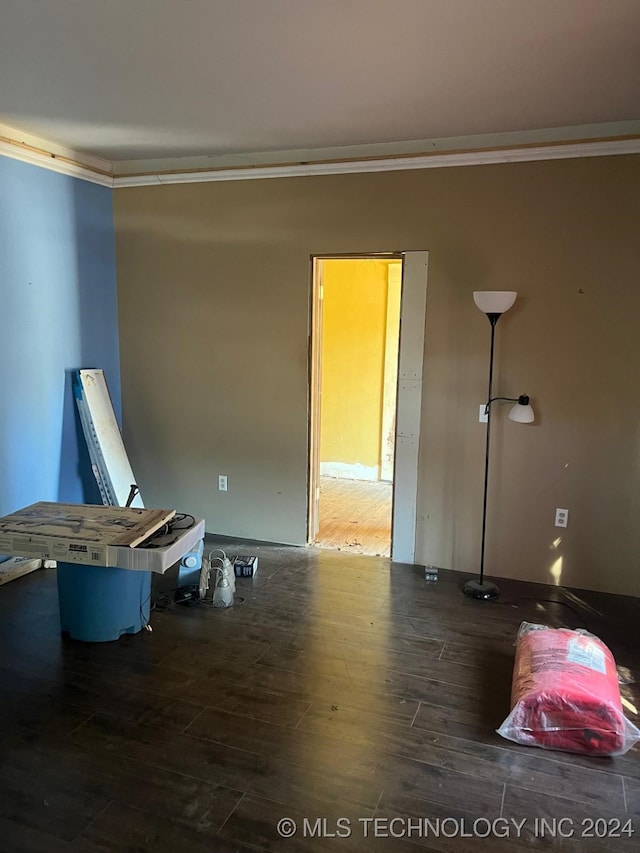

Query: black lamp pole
[[464, 311, 502, 600]]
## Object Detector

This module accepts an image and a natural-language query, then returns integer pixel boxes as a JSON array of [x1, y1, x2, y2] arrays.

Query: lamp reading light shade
[[508, 396, 535, 423], [473, 291, 517, 315]]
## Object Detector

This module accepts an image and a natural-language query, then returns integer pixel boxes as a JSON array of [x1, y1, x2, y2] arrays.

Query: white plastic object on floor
[[210, 549, 236, 607]]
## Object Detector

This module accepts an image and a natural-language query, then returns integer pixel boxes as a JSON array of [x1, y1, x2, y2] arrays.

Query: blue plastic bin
[[57, 562, 151, 642]]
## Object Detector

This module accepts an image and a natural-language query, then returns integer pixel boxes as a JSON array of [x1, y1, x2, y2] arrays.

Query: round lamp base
[[463, 579, 500, 600]]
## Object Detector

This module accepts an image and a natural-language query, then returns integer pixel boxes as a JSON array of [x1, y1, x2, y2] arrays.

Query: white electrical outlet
[[479, 404, 488, 423], [555, 508, 569, 528], [218, 475, 228, 492]]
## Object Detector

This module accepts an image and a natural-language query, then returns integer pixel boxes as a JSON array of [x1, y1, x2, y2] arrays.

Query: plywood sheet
[[0, 502, 175, 549]]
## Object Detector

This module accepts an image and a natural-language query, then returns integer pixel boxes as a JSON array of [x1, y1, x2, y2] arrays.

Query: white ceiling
[[1, 0, 639, 172]]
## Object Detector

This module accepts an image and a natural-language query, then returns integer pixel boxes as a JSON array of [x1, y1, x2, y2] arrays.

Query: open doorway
[[308, 256, 402, 556], [309, 251, 429, 564]]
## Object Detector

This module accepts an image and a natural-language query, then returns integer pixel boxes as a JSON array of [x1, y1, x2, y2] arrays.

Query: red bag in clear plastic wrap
[[497, 622, 640, 756]]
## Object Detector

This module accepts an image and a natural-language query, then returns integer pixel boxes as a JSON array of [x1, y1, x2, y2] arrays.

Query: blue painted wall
[[0, 156, 120, 515]]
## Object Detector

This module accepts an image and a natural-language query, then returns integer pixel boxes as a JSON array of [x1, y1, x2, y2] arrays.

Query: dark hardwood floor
[[1, 538, 639, 852]]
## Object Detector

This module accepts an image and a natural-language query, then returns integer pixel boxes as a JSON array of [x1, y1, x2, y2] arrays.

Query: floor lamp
[[464, 291, 535, 601]]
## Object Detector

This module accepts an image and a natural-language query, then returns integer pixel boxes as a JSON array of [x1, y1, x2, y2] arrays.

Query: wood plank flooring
[[0, 539, 639, 851], [314, 476, 392, 556]]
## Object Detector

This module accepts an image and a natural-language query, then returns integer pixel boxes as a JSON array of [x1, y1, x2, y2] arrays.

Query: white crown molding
[[0, 122, 112, 173], [114, 137, 640, 187], [1, 121, 639, 189], [110, 121, 640, 176], [0, 123, 113, 187], [0, 140, 112, 187]]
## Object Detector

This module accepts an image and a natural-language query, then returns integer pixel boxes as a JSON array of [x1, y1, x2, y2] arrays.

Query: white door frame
[[307, 259, 324, 541], [307, 251, 429, 564], [391, 251, 429, 564]]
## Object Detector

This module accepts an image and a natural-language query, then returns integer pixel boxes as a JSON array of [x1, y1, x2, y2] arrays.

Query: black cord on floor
[[197, 595, 246, 608], [496, 596, 589, 622], [489, 596, 597, 637], [151, 589, 179, 610]]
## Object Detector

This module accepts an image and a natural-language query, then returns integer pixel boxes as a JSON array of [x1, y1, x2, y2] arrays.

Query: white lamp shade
[[473, 291, 517, 314], [508, 402, 535, 423]]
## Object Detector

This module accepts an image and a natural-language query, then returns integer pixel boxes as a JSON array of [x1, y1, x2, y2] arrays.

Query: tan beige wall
[[114, 155, 640, 596]]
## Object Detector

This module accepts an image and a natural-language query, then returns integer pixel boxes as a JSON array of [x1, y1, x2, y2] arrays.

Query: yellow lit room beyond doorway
[[309, 257, 402, 556]]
